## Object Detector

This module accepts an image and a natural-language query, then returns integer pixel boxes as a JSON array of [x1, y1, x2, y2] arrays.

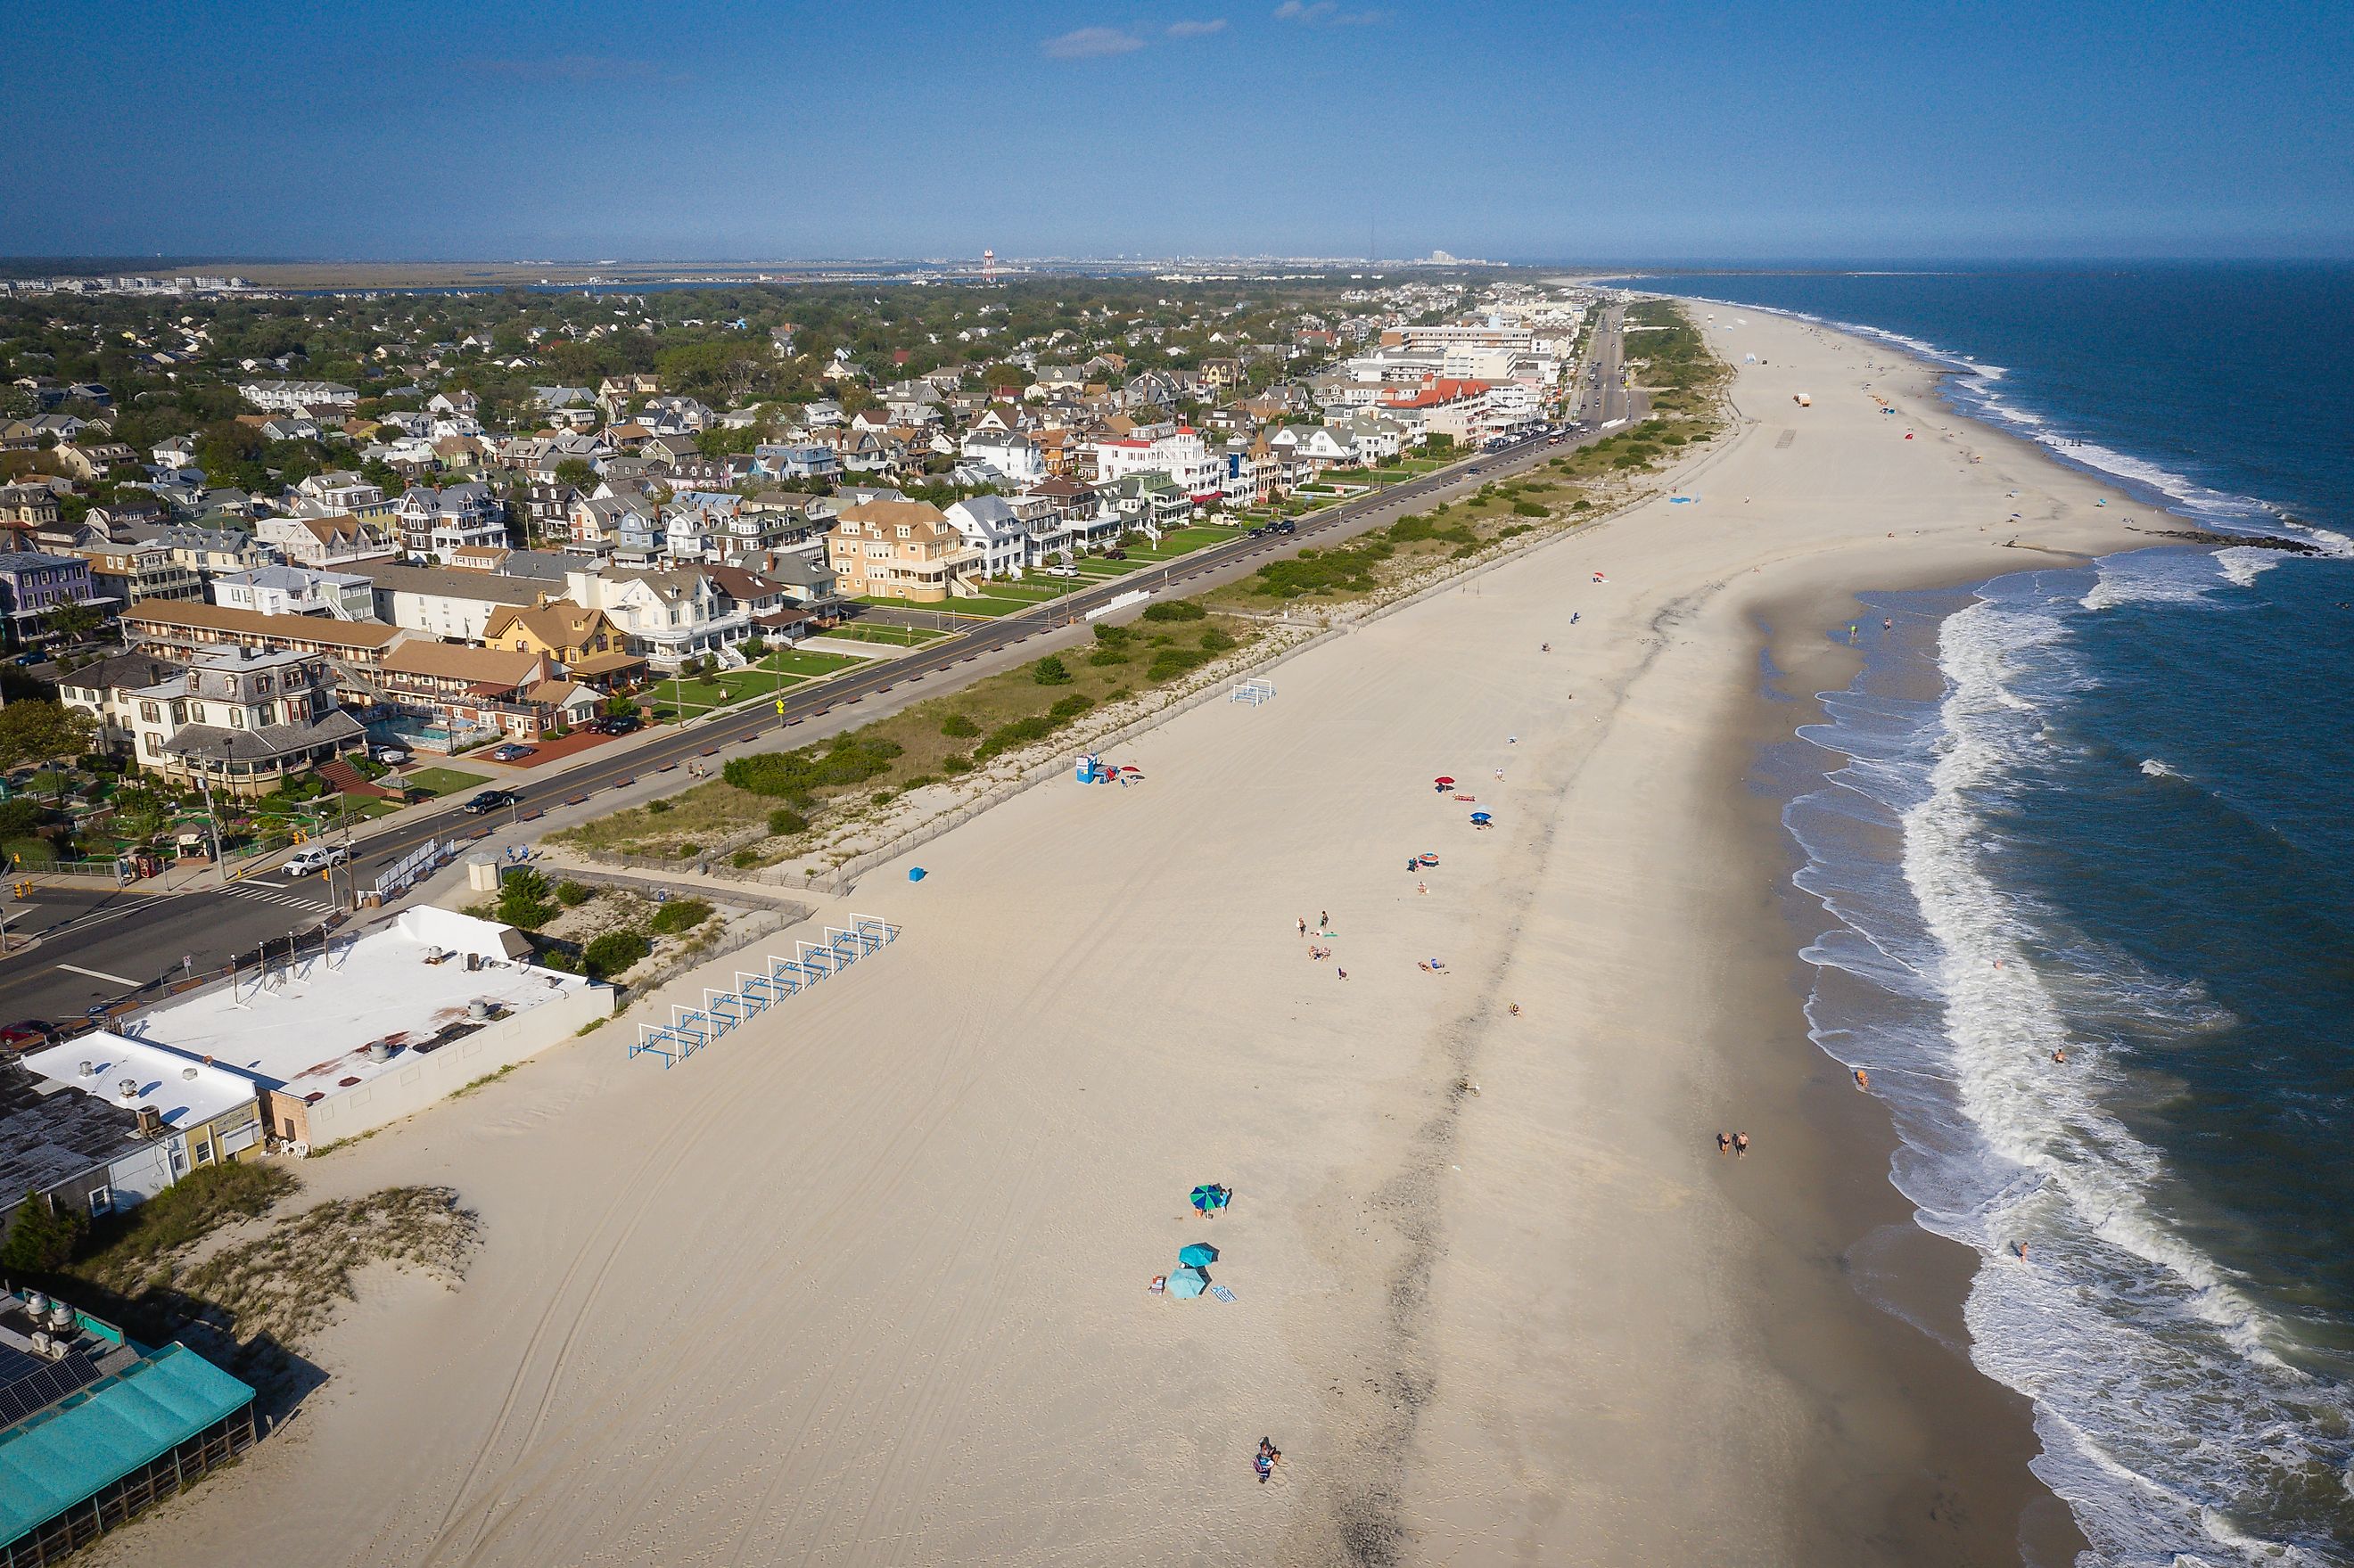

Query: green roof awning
[[0, 1343, 254, 1544]]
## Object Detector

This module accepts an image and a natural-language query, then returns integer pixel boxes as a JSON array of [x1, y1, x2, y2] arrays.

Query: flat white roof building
[[99, 907, 612, 1146], [25, 1036, 259, 1136], [20, 1034, 268, 1213]]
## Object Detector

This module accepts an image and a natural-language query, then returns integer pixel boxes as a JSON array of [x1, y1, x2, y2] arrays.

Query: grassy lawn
[[825, 624, 947, 647], [1147, 524, 1246, 555], [663, 669, 809, 715], [857, 592, 1048, 619], [403, 767, 490, 797], [764, 649, 861, 676]]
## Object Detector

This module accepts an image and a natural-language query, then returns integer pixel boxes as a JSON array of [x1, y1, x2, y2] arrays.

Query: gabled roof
[[483, 600, 610, 648], [345, 562, 544, 605], [380, 641, 544, 688], [122, 601, 400, 650], [835, 499, 950, 529]]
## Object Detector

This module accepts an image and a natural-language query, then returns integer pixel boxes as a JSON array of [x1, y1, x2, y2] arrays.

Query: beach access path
[[91, 308, 2148, 1567]]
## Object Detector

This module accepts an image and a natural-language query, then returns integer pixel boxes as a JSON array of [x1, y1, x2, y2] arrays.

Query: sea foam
[[1793, 577, 2354, 1565]]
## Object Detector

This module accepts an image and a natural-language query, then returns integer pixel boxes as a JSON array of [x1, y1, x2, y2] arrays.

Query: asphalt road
[[0, 879, 338, 1028], [4, 310, 1637, 1023]]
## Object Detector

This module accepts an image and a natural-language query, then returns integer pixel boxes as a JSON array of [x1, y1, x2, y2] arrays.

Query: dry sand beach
[[97, 310, 2155, 1566]]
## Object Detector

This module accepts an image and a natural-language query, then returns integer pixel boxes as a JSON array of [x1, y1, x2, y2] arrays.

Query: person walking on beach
[[1717, 1131, 1732, 1154], [1298, 916, 1307, 938], [1733, 1131, 1750, 1156], [1320, 910, 1330, 933]]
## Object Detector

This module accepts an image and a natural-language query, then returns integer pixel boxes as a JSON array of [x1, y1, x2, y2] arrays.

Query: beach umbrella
[[1178, 1242, 1218, 1268], [1434, 776, 1455, 785], [1189, 1184, 1230, 1214], [1469, 811, 1492, 825], [1167, 1266, 1209, 1299]]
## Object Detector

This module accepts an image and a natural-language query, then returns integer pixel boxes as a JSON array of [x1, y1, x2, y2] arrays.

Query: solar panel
[[0, 1350, 102, 1429]]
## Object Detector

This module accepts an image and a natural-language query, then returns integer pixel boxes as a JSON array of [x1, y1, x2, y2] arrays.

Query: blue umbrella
[[1178, 1242, 1218, 1268], [1167, 1266, 1208, 1299], [1469, 811, 1492, 825], [1189, 1184, 1230, 1214]]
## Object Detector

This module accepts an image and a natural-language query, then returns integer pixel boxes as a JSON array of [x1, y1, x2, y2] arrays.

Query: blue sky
[[3, 0, 2349, 261]]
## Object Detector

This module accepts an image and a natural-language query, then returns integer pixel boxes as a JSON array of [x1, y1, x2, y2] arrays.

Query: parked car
[[0, 1020, 58, 1051], [462, 789, 519, 815], [1103, 547, 1127, 560], [371, 744, 412, 766], [486, 743, 538, 763], [1271, 521, 1297, 535], [1045, 564, 1079, 578], [282, 844, 350, 876], [590, 714, 642, 736]]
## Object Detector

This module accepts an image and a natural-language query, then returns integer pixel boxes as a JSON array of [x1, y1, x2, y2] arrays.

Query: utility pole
[[196, 765, 225, 870]]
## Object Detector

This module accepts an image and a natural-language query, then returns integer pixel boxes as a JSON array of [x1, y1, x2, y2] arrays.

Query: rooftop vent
[[181, 1066, 199, 1080]]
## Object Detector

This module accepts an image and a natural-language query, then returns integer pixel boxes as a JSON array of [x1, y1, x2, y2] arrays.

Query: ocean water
[[1638, 267, 2354, 1564]]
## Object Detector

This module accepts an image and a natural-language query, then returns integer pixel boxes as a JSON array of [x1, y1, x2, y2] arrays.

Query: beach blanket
[[1209, 1285, 1237, 1303]]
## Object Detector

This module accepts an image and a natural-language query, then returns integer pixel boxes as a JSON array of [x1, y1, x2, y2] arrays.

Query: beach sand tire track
[[422, 1057, 769, 1567]]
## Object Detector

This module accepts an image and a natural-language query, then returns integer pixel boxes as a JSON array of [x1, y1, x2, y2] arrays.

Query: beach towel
[[1209, 1285, 1237, 1303]]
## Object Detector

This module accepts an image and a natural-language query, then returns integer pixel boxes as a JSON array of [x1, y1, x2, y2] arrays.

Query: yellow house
[[482, 599, 646, 689], [827, 500, 982, 603]]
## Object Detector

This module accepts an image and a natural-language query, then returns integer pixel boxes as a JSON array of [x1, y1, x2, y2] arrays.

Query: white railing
[[373, 836, 455, 900], [631, 914, 899, 1068]]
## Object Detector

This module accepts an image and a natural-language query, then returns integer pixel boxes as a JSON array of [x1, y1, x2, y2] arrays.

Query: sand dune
[[95, 311, 2143, 1566]]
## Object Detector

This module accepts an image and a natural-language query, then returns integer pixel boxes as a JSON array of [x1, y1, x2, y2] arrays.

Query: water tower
[[983, 249, 997, 283]]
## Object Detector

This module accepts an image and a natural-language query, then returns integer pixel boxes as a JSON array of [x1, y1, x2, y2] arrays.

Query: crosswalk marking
[[221, 883, 331, 912]]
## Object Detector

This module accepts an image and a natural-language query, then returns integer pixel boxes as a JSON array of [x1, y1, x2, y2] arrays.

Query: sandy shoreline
[[87, 309, 2153, 1566]]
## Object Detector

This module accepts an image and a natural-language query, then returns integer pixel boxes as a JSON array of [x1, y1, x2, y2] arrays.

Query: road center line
[[55, 963, 139, 986]]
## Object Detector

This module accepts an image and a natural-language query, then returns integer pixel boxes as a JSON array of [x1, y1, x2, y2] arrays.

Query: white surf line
[[55, 963, 138, 986]]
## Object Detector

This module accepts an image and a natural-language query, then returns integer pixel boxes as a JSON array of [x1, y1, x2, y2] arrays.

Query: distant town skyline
[[4, 1, 2350, 262]]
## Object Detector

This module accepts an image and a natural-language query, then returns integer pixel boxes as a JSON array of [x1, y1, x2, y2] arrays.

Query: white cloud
[[1167, 18, 1229, 37], [1042, 26, 1149, 59]]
